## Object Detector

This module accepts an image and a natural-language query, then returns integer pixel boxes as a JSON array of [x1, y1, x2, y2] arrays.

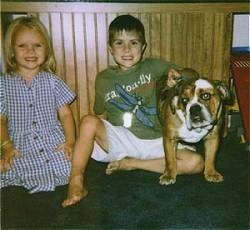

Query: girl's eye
[[201, 93, 211, 100], [17, 44, 26, 48], [16, 43, 43, 49], [35, 43, 42, 48]]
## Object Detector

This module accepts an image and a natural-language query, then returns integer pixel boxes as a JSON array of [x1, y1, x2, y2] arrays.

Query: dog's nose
[[190, 104, 201, 117]]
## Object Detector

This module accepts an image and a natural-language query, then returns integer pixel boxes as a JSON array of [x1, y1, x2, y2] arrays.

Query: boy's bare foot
[[62, 175, 88, 207], [105, 157, 136, 175]]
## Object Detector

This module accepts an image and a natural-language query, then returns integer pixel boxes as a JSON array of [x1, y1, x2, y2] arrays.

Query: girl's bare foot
[[62, 175, 88, 207], [105, 158, 136, 175]]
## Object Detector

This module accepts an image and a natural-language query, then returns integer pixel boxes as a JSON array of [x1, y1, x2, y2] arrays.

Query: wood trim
[[1, 2, 249, 13]]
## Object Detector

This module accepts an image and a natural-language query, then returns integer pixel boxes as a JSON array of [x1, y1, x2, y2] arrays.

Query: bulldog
[[157, 68, 231, 185]]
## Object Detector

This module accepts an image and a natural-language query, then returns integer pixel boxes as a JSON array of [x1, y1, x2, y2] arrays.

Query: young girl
[[0, 16, 76, 193]]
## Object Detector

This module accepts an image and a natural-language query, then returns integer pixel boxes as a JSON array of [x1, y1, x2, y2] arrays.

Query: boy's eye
[[113, 40, 123, 46], [131, 41, 139, 45]]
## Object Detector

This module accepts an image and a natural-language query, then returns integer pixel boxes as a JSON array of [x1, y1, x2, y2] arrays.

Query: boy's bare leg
[[62, 115, 108, 207], [106, 149, 204, 175]]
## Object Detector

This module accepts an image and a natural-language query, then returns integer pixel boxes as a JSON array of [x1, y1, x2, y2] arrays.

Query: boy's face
[[109, 30, 146, 71]]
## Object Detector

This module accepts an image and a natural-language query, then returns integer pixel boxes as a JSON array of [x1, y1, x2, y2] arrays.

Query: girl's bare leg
[[62, 115, 107, 207], [106, 149, 204, 175]]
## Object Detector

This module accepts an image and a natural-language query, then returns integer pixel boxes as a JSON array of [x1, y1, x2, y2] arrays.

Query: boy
[[62, 15, 204, 207]]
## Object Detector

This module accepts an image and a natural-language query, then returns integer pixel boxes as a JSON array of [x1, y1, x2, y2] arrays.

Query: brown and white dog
[[157, 68, 231, 185]]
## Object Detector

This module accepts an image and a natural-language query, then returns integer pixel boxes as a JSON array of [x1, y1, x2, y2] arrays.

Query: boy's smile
[[109, 30, 146, 71]]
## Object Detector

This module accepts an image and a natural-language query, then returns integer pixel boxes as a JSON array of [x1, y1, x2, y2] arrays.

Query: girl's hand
[[1, 142, 21, 171], [54, 142, 74, 161]]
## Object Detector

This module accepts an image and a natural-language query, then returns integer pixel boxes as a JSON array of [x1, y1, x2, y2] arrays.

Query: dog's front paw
[[159, 173, 176, 185], [204, 170, 224, 183]]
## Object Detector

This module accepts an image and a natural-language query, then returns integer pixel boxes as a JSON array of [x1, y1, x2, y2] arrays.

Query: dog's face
[[174, 78, 230, 132]]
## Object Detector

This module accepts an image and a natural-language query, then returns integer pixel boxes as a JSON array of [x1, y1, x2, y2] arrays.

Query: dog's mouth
[[186, 103, 215, 131], [191, 114, 204, 122]]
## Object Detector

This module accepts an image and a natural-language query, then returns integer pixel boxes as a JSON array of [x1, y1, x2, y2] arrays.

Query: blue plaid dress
[[0, 71, 76, 193]]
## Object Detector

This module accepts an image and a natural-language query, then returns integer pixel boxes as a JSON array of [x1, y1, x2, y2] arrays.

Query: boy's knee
[[80, 114, 98, 125], [79, 115, 102, 131], [192, 154, 204, 173]]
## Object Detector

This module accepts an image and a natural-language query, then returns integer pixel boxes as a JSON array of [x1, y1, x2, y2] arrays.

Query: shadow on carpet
[[1, 133, 249, 229]]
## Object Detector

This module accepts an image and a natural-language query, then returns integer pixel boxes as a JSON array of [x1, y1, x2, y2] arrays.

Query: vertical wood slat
[[73, 13, 88, 123], [5, 6, 234, 126], [140, 13, 150, 58], [96, 13, 108, 73], [84, 13, 97, 115], [49, 13, 65, 80], [107, 13, 118, 66]]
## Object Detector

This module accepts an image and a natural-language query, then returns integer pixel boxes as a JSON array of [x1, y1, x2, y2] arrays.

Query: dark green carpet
[[1, 133, 249, 229]]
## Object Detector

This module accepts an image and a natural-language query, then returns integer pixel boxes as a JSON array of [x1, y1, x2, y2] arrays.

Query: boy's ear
[[108, 44, 113, 55], [142, 43, 147, 54]]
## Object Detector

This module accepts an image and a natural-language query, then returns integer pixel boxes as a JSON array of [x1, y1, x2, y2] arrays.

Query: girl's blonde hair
[[4, 16, 56, 73]]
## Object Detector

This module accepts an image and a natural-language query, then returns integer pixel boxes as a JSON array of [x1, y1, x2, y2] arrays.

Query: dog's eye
[[201, 93, 211, 100], [181, 98, 189, 105]]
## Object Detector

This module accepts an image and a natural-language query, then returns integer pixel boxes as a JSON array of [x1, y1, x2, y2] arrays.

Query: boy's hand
[[54, 142, 74, 161], [167, 69, 182, 88], [1, 142, 21, 171]]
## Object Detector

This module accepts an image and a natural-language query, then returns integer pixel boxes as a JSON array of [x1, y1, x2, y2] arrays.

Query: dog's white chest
[[178, 124, 210, 143]]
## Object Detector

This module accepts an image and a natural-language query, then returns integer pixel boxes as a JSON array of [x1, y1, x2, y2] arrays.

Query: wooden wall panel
[[1, 2, 249, 127], [73, 13, 88, 123], [50, 13, 65, 79]]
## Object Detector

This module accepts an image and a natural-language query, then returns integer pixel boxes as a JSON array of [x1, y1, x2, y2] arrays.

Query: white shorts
[[91, 120, 195, 163]]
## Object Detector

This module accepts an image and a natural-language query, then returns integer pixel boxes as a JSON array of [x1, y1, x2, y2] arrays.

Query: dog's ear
[[214, 80, 233, 104]]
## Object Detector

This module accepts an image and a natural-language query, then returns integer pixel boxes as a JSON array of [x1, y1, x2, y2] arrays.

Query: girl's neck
[[16, 68, 40, 81]]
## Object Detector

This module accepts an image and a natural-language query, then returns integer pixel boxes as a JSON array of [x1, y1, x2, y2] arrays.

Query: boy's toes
[[105, 161, 120, 175]]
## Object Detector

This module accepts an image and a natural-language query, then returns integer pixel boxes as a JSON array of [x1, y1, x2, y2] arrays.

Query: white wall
[[232, 14, 250, 48]]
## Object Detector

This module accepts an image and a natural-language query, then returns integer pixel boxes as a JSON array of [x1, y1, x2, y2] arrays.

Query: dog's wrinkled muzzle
[[190, 104, 203, 122], [186, 102, 214, 131]]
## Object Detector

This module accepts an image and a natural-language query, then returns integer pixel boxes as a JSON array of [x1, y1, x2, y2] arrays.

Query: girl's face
[[13, 26, 46, 78], [109, 30, 146, 71]]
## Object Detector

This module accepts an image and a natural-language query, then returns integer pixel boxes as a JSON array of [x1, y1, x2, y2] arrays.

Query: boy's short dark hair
[[108, 15, 146, 45]]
